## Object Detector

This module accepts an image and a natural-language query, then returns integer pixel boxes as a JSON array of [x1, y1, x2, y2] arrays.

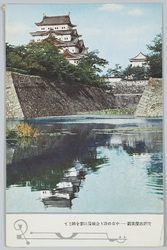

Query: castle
[[30, 13, 88, 65], [129, 52, 147, 67]]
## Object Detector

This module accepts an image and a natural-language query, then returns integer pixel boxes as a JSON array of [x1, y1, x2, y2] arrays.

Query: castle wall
[[6, 72, 24, 119], [107, 80, 148, 109], [135, 78, 163, 117], [6, 72, 115, 119]]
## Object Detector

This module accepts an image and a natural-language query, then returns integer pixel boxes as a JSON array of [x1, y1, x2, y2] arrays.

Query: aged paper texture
[[5, 3, 164, 247]]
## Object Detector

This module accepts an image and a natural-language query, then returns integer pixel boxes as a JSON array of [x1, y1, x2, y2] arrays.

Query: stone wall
[[6, 72, 115, 119], [108, 80, 148, 109], [135, 78, 163, 117], [6, 72, 24, 119]]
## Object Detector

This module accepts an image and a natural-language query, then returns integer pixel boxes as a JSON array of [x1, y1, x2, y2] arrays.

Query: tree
[[106, 64, 123, 77], [146, 33, 162, 78], [76, 50, 109, 87], [122, 65, 149, 80], [6, 40, 108, 88], [6, 43, 15, 67]]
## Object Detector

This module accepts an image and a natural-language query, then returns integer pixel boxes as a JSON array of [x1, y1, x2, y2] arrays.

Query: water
[[6, 115, 163, 213]]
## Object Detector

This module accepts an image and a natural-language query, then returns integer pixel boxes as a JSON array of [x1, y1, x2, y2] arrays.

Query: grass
[[77, 108, 135, 115], [93, 126, 162, 135]]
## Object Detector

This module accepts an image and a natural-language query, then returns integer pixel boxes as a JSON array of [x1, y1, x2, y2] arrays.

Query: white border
[[0, 0, 167, 249]]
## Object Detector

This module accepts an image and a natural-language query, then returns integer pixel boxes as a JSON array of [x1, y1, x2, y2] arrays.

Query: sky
[[5, 3, 162, 72]]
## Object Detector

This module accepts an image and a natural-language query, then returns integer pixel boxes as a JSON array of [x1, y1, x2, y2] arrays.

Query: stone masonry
[[6, 72, 24, 119], [135, 78, 163, 117], [107, 80, 148, 109], [6, 72, 115, 118]]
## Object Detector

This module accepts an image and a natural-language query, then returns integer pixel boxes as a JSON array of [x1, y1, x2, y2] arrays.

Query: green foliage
[[146, 33, 162, 78], [106, 64, 123, 77], [122, 66, 149, 80], [78, 108, 135, 115], [105, 32, 162, 80], [6, 43, 15, 67], [6, 127, 18, 139], [75, 50, 108, 87], [6, 39, 108, 88], [6, 67, 29, 75]]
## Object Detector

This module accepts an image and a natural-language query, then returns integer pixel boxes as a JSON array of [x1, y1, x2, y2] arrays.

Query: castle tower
[[30, 14, 88, 65], [129, 52, 147, 67]]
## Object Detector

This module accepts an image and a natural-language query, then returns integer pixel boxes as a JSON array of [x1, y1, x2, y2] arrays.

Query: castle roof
[[30, 29, 81, 37], [57, 37, 80, 47], [63, 49, 85, 60], [35, 15, 76, 27], [129, 52, 146, 62]]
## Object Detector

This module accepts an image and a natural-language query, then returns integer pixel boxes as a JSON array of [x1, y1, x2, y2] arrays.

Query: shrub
[[16, 122, 38, 137], [6, 127, 18, 139]]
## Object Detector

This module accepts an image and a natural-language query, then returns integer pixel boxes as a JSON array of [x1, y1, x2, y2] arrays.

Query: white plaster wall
[[131, 61, 145, 67], [62, 35, 71, 41], [39, 24, 69, 31], [68, 46, 79, 53], [68, 59, 79, 65], [59, 47, 79, 54], [107, 77, 122, 83], [34, 35, 48, 42]]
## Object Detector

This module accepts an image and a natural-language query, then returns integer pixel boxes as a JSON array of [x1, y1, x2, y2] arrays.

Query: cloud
[[117, 26, 149, 44], [6, 22, 31, 45], [98, 4, 124, 12], [104, 25, 150, 46], [127, 8, 144, 16], [6, 22, 30, 35]]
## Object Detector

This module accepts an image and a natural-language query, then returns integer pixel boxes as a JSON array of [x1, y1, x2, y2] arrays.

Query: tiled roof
[[129, 52, 146, 61], [63, 49, 84, 59], [35, 15, 76, 27], [57, 38, 79, 47], [30, 29, 81, 37], [30, 31, 50, 36]]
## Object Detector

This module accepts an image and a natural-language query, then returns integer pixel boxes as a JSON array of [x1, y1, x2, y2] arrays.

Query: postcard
[[5, 3, 164, 247]]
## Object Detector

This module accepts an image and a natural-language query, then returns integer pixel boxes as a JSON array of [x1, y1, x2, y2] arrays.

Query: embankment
[[135, 78, 163, 117], [6, 72, 115, 119], [107, 80, 148, 109]]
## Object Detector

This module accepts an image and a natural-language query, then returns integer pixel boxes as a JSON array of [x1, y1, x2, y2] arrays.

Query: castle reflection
[[40, 162, 87, 208]]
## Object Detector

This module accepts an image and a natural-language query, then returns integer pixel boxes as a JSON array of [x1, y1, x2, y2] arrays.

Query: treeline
[[105, 33, 162, 80], [6, 36, 108, 88], [6, 32, 162, 85]]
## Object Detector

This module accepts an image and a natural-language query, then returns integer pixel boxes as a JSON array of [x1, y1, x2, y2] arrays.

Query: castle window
[[41, 28, 45, 30]]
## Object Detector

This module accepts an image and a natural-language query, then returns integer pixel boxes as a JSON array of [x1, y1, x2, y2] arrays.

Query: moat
[[6, 115, 163, 213]]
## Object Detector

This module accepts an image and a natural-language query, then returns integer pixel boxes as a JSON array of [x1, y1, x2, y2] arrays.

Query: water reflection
[[6, 116, 163, 213], [40, 162, 87, 208]]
